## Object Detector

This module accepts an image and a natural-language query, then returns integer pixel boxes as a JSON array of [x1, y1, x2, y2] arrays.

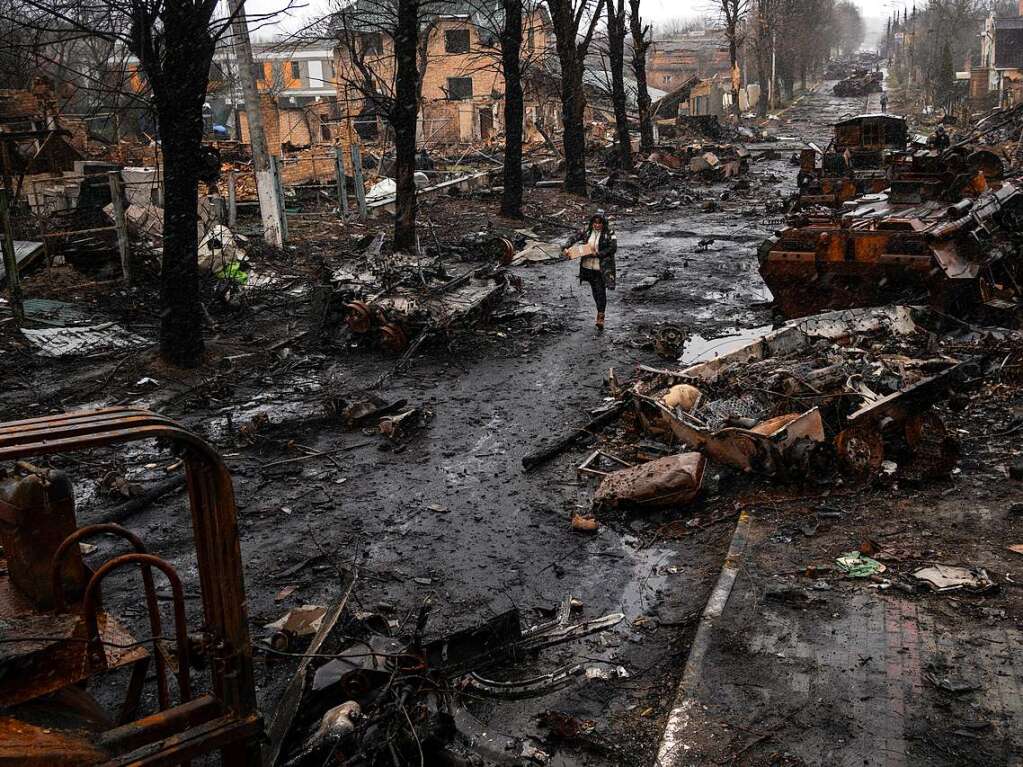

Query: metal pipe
[[82, 552, 192, 703], [51, 523, 171, 710]]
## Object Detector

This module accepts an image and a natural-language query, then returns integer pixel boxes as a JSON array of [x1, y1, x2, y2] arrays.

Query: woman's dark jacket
[[565, 223, 617, 289]]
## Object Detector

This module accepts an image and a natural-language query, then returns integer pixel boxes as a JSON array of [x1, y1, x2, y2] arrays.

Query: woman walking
[[562, 212, 617, 329]]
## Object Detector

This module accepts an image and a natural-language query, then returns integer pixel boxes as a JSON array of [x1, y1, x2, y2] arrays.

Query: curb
[[654, 510, 753, 767]]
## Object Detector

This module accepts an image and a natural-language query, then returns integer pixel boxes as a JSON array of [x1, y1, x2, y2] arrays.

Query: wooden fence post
[[107, 171, 131, 285], [334, 147, 349, 215], [0, 188, 24, 324], [227, 170, 237, 227], [351, 143, 368, 218], [271, 155, 288, 243]]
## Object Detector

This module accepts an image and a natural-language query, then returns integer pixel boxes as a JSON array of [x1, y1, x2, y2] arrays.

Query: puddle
[[681, 324, 773, 364]]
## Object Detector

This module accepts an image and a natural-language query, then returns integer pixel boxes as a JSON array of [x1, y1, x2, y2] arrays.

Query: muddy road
[[19, 82, 881, 763]]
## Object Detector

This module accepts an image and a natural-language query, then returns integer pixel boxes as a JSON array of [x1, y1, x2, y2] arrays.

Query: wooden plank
[[262, 570, 356, 767]]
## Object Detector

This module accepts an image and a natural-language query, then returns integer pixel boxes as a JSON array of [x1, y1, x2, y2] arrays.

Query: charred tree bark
[[392, 0, 420, 252], [547, 0, 605, 195], [559, 63, 587, 193], [755, 47, 769, 116], [156, 107, 205, 366], [628, 0, 654, 153], [501, 0, 524, 218], [134, 14, 217, 367], [607, 0, 633, 171]]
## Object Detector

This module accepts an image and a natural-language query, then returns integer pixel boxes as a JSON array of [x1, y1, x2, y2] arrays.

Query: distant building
[[646, 30, 733, 92], [974, 1, 1023, 108], [333, 0, 554, 145]]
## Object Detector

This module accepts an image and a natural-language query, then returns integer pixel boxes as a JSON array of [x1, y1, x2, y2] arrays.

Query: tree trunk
[[755, 39, 770, 117], [548, 0, 591, 195], [560, 65, 587, 193], [392, 0, 420, 252], [501, 0, 524, 218], [729, 36, 741, 119], [608, 1, 633, 171], [628, 0, 654, 153], [155, 103, 204, 367]]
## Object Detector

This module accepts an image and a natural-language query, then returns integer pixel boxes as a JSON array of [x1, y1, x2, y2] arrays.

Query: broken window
[[360, 32, 383, 55], [290, 61, 301, 81], [445, 29, 470, 54], [447, 77, 473, 99]]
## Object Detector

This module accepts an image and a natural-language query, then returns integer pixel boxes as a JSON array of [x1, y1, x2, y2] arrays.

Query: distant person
[[198, 144, 222, 196], [930, 125, 951, 150], [562, 212, 617, 330], [880, 92, 888, 113]]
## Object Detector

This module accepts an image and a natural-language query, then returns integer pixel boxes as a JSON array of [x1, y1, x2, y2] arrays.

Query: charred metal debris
[[525, 305, 1021, 529], [766, 108, 1023, 319], [0, 410, 627, 767]]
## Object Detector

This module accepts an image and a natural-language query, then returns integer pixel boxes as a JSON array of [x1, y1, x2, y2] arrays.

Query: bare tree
[[605, 0, 631, 169], [456, 0, 554, 216], [719, 0, 750, 119], [14, 0, 287, 366], [628, 0, 653, 152], [546, 0, 605, 193], [500, 0, 525, 217], [332, 0, 452, 252]]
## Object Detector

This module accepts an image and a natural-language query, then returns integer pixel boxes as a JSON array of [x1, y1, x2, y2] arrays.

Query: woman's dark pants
[[580, 268, 606, 312]]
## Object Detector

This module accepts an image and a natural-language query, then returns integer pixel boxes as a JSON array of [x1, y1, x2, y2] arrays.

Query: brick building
[[333, 0, 554, 145], [974, 1, 1023, 109], [646, 30, 733, 92]]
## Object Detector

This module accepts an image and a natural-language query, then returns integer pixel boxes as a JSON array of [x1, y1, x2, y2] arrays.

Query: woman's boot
[[595, 311, 605, 329]]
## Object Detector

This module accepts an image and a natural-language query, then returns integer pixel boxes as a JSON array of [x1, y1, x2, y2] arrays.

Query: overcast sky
[[244, 0, 900, 40]]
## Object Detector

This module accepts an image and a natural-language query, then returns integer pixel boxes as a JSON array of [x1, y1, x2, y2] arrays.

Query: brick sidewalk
[[665, 515, 1023, 767]]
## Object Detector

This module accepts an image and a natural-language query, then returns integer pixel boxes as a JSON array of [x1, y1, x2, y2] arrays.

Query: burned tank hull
[[833, 70, 883, 96], [793, 115, 908, 210], [760, 183, 1023, 319]]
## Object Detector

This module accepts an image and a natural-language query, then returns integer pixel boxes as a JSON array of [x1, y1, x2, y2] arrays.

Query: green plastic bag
[[835, 551, 886, 578]]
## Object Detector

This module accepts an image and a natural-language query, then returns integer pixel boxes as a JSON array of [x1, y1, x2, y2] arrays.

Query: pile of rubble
[[319, 231, 547, 353], [591, 143, 750, 209], [269, 597, 625, 766], [527, 305, 1018, 529]]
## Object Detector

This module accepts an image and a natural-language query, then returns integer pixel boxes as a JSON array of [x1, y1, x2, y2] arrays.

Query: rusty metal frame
[[0, 407, 260, 765], [51, 524, 172, 718]]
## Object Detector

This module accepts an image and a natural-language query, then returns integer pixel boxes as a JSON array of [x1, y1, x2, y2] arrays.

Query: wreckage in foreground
[[0, 410, 261, 765], [0, 410, 626, 766]]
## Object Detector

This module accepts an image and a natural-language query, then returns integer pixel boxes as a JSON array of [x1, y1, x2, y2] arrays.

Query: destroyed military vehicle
[[323, 234, 514, 353], [761, 167, 1023, 319], [795, 114, 909, 210], [833, 69, 883, 97]]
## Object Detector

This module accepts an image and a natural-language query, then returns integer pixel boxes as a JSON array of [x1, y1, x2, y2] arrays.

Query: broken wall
[[238, 93, 282, 152]]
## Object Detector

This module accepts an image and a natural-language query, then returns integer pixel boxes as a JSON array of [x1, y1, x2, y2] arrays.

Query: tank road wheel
[[835, 425, 884, 476], [904, 410, 958, 479], [345, 301, 373, 334], [495, 237, 515, 266], [379, 323, 409, 354]]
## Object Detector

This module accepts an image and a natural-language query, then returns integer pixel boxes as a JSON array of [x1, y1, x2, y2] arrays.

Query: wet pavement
[[20, 80, 962, 764]]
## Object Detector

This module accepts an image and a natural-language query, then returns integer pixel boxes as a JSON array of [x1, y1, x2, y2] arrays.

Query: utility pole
[[770, 29, 776, 109], [228, 0, 284, 248]]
